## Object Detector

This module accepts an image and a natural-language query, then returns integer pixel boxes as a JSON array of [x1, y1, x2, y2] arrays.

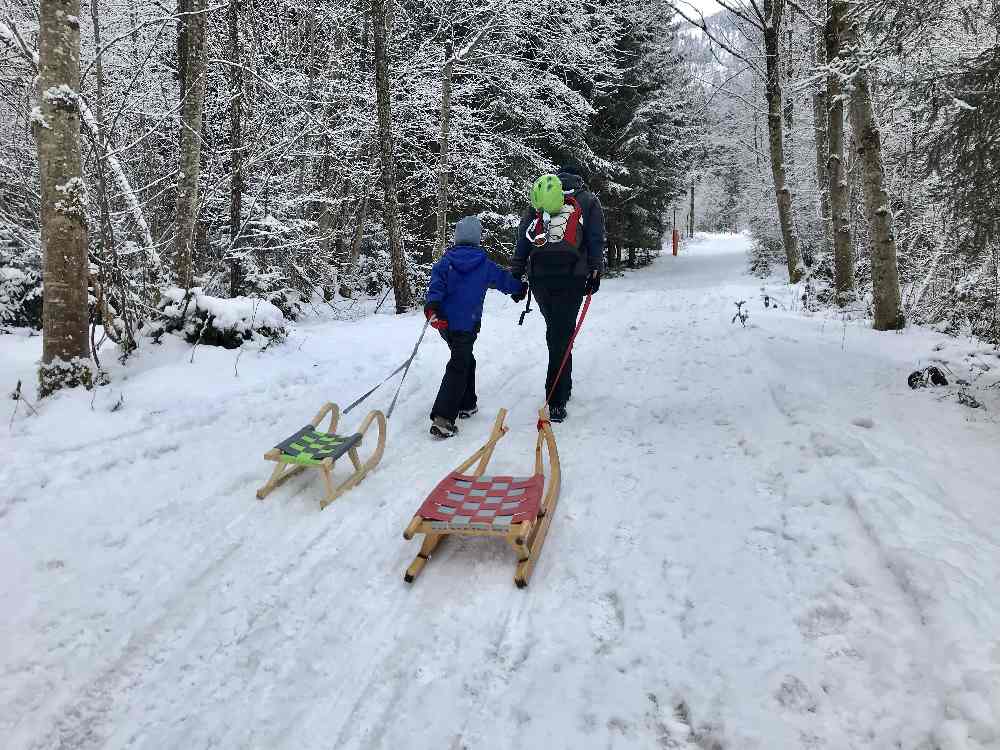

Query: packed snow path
[[3, 234, 1000, 749]]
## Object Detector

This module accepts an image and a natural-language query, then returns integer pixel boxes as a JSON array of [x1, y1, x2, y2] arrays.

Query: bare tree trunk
[[827, 0, 855, 302], [340, 188, 370, 298], [36, 0, 92, 396], [176, 0, 191, 97], [89, 0, 113, 259], [434, 42, 454, 260], [371, 0, 412, 313], [689, 177, 695, 237], [89, 0, 138, 352], [173, 0, 206, 289], [228, 0, 244, 297], [783, 27, 795, 179], [296, 0, 319, 217], [841, 11, 904, 330], [763, 0, 804, 283], [813, 0, 832, 259]]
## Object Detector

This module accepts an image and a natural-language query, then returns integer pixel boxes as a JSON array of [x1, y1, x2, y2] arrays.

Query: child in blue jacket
[[424, 216, 526, 439]]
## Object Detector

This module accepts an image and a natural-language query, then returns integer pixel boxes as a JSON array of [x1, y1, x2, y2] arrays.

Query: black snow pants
[[430, 329, 478, 422], [532, 280, 586, 409]]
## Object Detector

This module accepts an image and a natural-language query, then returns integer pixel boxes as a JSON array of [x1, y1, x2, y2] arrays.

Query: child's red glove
[[424, 303, 448, 330]]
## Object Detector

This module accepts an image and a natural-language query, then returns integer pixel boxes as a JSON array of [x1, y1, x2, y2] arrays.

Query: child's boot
[[430, 416, 459, 439]]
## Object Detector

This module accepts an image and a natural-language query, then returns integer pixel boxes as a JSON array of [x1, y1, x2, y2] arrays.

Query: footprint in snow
[[797, 602, 851, 639], [775, 674, 818, 714], [589, 591, 625, 654]]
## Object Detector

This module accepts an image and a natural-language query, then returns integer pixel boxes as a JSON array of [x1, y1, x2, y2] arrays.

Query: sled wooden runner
[[257, 402, 386, 509], [402, 408, 562, 588]]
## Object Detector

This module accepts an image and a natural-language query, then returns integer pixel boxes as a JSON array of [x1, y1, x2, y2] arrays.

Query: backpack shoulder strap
[[562, 197, 584, 247]]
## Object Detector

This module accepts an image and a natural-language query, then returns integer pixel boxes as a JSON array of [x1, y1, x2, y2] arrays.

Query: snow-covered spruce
[[0, 225, 43, 329], [149, 287, 287, 349]]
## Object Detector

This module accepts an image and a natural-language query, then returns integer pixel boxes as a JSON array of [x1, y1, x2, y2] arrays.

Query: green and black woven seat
[[272, 425, 363, 466]]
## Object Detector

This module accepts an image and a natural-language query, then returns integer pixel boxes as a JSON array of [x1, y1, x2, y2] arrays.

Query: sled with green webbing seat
[[256, 402, 386, 509]]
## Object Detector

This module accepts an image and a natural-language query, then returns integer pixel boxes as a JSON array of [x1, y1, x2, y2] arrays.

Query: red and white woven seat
[[417, 473, 544, 532], [403, 409, 561, 588]]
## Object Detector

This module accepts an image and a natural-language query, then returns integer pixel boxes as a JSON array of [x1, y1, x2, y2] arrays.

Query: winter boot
[[430, 416, 459, 439], [458, 405, 479, 420], [549, 405, 568, 423]]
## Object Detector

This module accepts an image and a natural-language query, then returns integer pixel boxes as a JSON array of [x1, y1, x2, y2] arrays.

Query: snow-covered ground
[[3, 234, 999, 749]]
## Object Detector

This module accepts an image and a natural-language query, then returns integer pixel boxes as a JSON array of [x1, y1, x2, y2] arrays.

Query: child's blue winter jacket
[[425, 245, 524, 332]]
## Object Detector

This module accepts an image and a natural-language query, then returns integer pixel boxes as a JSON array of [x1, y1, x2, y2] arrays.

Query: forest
[[5, 3, 1000, 746], [1, 0, 999, 395]]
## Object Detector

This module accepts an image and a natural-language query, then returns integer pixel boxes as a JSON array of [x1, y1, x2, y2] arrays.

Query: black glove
[[584, 273, 601, 296], [511, 281, 528, 304]]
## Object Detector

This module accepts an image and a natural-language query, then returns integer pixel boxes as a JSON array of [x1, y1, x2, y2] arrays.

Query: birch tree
[[432, 10, 496, 259], [762, 0, 804, 282], [35, 0, 92, 395], [837, 1, 903, 329]]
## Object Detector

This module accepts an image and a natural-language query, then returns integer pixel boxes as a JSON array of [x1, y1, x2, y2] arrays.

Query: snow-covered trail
[[3, 234, 999, 749]]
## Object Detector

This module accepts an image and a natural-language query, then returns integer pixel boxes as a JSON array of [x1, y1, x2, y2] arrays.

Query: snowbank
[[151, 287, 287, 349]]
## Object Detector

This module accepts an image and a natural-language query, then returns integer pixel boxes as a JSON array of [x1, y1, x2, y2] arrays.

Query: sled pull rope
[[541, 292, 592, 421], [343, 319, 430, 417]]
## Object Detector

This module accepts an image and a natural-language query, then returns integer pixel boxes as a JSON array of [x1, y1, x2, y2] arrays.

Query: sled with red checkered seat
[[402, 408, 561, 588]]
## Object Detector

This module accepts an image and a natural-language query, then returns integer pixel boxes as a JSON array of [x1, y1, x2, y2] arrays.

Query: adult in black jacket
[[511, 165, 605, 422]]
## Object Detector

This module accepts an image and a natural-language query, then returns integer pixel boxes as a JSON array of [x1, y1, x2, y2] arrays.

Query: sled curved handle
[[454, 409, 509, 477]]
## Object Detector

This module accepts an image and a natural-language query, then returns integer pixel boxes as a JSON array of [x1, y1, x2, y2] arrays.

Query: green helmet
[[530, 174, 565, 215]]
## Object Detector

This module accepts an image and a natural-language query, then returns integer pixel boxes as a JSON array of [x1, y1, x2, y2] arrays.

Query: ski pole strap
[[343, 319, 430, 416], [385, 318, 431, 418], [518, 288, 533, 326], [544, 293, 592, 408]]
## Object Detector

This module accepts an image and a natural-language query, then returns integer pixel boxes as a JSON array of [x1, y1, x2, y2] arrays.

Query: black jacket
[[512, 172, 606, 281]]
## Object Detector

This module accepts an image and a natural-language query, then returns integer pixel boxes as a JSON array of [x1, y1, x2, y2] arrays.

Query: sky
[[677, 0, 723, 16]]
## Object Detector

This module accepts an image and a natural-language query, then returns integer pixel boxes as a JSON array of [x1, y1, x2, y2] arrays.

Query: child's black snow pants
[[431, 330, 478, 422]]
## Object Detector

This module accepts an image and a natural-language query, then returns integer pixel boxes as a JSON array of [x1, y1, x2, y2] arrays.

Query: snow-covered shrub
[[38, 356, 93, 398], [149, 288, 287, 349], [0, 226, 43, 330], [933, 256, 1000, 345], [0, 265, 42, 329], [238, 269, 306, 322], [748, 219, 783, 278], [214, 214, 325, 317]]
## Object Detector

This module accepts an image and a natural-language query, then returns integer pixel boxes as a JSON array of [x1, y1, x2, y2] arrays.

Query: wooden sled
[[402, 408, 561, 588], [256, 403, 386, 509]]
